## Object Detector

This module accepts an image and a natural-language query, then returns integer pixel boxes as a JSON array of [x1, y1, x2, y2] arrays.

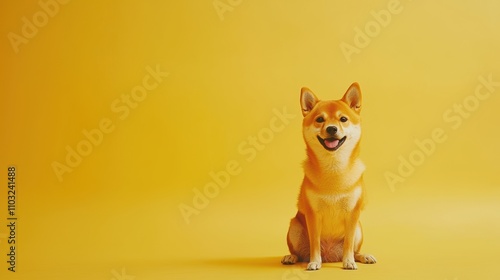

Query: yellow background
[[1, 0, 500, 279]]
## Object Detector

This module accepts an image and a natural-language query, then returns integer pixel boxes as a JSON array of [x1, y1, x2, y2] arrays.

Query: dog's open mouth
[[317, 136, 346, 151]]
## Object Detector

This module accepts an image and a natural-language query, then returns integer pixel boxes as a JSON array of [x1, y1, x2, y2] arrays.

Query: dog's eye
[[316, 116, 325, 123], [340, 116, 348, 122]]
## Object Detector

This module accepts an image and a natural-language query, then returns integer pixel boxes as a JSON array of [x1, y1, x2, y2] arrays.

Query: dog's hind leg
[[282, 212, 309, 264]]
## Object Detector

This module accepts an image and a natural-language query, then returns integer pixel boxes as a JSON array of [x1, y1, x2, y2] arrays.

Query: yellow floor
[[4, 186, 500, 280]]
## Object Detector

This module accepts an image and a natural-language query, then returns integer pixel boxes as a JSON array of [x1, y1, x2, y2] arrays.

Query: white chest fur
[[306, 186, 361, 212], [305, 186, 362, 238]]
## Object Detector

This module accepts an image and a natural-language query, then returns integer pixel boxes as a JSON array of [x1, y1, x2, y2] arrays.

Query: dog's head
[[300, 83, 362, 157]]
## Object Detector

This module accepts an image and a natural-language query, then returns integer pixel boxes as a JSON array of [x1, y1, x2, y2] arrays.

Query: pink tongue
[[325, 139, 339, 149]]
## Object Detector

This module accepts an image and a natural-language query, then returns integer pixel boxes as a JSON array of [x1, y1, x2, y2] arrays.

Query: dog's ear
[[300, 87, 319, 117], [342, 82, 362, 113]]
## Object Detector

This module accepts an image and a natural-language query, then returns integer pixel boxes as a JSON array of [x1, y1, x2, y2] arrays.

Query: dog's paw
[[281, 255, 298, 265], [360, 254, 377, 264], [343, 258, 358, 270], [306, 261, 321, 270]]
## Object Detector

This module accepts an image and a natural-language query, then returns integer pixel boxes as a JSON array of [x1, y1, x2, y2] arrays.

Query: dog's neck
[[303, 144, 365, 191]]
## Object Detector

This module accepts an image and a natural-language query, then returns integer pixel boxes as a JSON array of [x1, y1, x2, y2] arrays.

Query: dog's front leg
[[306, 212, 322, 270], [342, 209, 361, 270]]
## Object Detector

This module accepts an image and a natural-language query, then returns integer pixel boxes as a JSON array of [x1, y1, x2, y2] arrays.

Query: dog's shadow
[[202, 256, 343, 270]]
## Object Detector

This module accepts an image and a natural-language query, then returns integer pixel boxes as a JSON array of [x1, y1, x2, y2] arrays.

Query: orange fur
[[281, 83, 376, 270]]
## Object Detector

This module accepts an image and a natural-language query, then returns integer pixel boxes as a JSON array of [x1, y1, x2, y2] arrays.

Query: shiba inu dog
[[281, 83, 376, 270]]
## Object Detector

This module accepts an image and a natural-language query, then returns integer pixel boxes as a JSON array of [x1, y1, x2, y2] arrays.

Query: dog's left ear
[[342, 82, 362, 113]]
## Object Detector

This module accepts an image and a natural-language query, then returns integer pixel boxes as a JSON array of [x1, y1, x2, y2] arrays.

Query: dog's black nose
[[326, 126, 337, 135]]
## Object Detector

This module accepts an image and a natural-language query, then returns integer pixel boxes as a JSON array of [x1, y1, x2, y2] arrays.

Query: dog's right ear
[[300, 87, 319, 117]]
